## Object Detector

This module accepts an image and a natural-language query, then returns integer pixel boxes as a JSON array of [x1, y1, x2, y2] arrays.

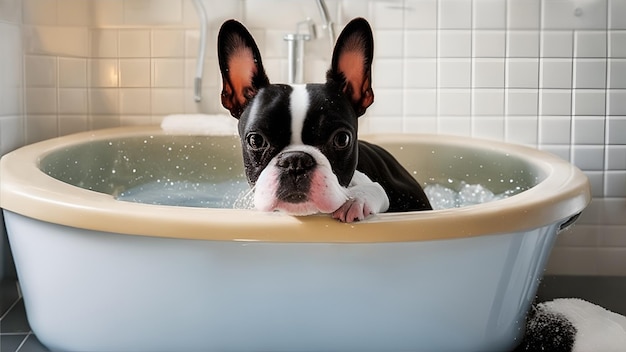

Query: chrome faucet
[[283, 0, 336, 84]]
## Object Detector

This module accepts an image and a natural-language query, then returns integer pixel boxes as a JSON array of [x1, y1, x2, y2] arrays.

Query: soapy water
[[117, 179, 524, 210]]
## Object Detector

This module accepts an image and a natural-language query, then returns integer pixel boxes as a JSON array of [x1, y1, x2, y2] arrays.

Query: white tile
[[472, 117, 505, 141], [609, 31, 626, 57], [607, 116, 626, 144], [152, 30, 186, 58], [89, 59, 119, 88], [404, 59, 437, 88], [439, 117, 471, 136], [119, 30, 151, 58], [404, 117, 438, 134], [30, 27, 89, 57], [89, 89, 119, 115], [438, 30, 471, 57], [24, 56, 57, 87], [506, 89, 538, 115], [545, 247, 599, 275], [597, 248, 626, 275], [22, 0, 56, 25], [573, 116, 605, 144], [473, 30, 505, 57], [59, 115, 88, 136], [366, 89, 403, 117], [606, 146, 626, 170], [541, 31, 573, 58], [540, 59, 572, 89], [369, 0, 404, 29], [374, 59, 404, 88], [507, 59, 539, 88], [91, 29, 118, 58], [438, 59, 471, 88], [473, 0, 505, 29], [152, 88, 184, 115], [92, 0, 124, 26], [538, 145, 570, 162], [58, 89, 88, 115], [506, 117, 538, 145], [368, 117, 404, 133], [608, 90, 626, 115], [575, 30, 607, 58], [405, 30, 437, 57], [584, 171, 604, 197], [507, 0, 540, 29], [57, 0, 90, 26], [25, 115, 57, 144], [507, 31, 539, 57], [245, 0, 318, 31], [605, 171, 626, 197], [608, 59, 626, 89], [573, 89, 606, 115], [0, 0, 22, 24], [119, 59, 151, 88], [438, 0, 472, 29], [153, 59, 185, 88], [404, 0, 438, 29], [124, 0, 183, 25], [91, 115, 121, 130], [404, 89, 437, 116], [472, 59, 505, 88], [472, 89, 504, 116], [120, 89, 151, 115], [374, 30, 404, 58], [438, 89, 471, 116], [609, 0, 626, 29], [574, 59, 607, 89], [542, 0, 608, 29], [0, 116, 25, 154], [121, 115, 153, 127], [573, 146, 605, 170], [539, 116, 571, 144], [59, 58, 87, 88], [25, 88, 56, 115], [539, 90, 572, 116]]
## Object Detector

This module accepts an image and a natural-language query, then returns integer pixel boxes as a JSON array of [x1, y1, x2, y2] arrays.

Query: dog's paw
[[332, 197, 375, 223]]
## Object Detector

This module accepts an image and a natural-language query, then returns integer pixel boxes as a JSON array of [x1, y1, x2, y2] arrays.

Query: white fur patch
[[289, 84, 309, 145]]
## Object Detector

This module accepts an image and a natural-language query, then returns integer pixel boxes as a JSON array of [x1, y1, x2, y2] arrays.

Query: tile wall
[[0, 0, 23, 279], [1, 0, 626, 275]]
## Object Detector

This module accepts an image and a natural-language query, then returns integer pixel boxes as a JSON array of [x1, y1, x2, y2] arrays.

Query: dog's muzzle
[[275, 151, 317, 203]]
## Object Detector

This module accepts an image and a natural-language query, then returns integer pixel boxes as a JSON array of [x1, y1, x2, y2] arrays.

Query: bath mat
[[515, 298, 626, 352]]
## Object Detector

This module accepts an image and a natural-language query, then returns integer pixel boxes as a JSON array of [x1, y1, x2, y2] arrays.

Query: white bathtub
[[0, 126, 590, 352]]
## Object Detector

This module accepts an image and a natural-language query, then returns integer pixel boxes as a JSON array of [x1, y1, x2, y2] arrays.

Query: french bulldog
[[218, 17, 431, 222]]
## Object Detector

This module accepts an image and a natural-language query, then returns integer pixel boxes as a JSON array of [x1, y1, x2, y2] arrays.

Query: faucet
[[283, 0, 336, 84], [192, 0, 208, 102]]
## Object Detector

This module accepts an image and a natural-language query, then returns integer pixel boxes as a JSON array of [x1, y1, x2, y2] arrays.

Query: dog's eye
[[333, 131, 351, 149], [246, 133, 267, 150]]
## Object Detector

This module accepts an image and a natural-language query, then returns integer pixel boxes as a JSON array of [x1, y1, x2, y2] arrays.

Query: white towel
[[160, 114, 238, 135]]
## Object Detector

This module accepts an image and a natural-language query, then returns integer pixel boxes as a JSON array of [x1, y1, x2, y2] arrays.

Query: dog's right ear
[[218, 20, 270, 119]]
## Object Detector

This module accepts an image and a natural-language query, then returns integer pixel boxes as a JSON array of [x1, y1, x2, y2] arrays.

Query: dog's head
[[218, 18, 374, 215]]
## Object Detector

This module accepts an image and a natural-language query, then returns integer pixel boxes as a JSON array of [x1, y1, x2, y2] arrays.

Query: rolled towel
[[161, 114, 238, 135], [516, 298, 626, 352]]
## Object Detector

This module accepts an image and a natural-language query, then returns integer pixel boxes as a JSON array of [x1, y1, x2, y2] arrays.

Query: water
[[116, 179, 522, 211], [424, 182, 522, 210], [117, 179, 253, 208]]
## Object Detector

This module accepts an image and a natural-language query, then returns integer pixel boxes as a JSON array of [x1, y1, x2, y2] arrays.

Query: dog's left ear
[[327, 18, 374, 117], [218, 20, 270, 119]]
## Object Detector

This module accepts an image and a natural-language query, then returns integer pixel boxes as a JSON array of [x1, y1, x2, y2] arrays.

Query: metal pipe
[[192, 0, 208, 102]]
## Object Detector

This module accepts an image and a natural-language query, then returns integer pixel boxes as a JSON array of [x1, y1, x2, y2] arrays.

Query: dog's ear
[[327, 18, 374, 117], [218, 20, 270, 119]]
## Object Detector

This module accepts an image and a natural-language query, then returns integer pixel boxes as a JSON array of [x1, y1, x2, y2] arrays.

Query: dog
[[218, 17, 431, 222]]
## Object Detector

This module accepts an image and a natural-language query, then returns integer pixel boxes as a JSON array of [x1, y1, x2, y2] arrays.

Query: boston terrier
[[218, 17, 432, 222]]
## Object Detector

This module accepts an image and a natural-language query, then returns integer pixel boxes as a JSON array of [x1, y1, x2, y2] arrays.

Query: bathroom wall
[[7, 0, 626, 275], [0, 0, 23, 279]]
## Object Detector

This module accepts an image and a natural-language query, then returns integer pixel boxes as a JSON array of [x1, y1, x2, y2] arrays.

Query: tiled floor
[[2, 276, 626, 352]]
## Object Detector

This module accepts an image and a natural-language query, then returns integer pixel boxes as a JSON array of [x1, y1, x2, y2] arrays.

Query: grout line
[[0, 297, 21, 321], [15, 332, 32, 352]]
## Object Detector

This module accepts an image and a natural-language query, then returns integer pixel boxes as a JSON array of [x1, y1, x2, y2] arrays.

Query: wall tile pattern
[[0, 0, 625, 275]]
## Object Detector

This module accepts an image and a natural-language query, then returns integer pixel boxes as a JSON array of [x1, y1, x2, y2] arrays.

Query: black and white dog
[[218, 18, 431, 222]]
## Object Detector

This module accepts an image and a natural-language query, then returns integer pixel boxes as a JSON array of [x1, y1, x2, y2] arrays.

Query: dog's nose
[[276, 151, 316, 174]]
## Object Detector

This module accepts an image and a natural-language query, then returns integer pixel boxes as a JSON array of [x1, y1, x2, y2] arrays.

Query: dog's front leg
[[332, 171, 390, 222]]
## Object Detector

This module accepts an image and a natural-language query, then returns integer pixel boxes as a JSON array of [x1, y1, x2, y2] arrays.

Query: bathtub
[[0, 126, 590, 352]]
